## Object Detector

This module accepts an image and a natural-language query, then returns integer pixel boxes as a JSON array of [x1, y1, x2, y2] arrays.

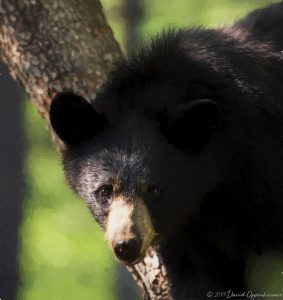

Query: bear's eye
[[97, 185, 113, 199], [147, 186, 162, 198]]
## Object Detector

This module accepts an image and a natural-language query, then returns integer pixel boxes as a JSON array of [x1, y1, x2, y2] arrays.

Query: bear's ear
[[49, 92, 107, 145], [161, 99, 219, 153]]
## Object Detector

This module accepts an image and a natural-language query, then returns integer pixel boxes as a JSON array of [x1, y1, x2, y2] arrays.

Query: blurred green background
[[18, 1, 282, 300]]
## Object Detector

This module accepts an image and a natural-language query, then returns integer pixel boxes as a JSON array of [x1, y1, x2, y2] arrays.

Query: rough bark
[[0, 1, 171, 299]]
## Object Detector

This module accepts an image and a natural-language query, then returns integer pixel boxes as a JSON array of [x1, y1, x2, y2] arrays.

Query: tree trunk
[[0, 1, 171, 299], [0, 62, 24, 300], [121, 0, 144, 50]]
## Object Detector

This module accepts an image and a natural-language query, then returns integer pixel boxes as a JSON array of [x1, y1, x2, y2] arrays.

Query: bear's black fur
[[50, 2, 283, 299]]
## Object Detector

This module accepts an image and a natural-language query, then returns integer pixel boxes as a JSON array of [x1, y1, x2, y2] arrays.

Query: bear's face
[[49, 91, 220, 265]]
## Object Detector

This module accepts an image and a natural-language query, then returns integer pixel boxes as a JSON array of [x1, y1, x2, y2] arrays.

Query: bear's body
[[50, 2, 283, 299]]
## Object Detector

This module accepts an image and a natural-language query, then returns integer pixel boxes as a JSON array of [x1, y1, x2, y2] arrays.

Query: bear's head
[[49, 89, 220, 265]]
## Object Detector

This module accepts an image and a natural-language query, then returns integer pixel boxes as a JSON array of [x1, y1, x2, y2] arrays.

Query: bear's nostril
[[114, 238, 141, 264]]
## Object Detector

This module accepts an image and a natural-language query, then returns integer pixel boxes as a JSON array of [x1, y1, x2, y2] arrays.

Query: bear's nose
[[113, 238, 142, 264]]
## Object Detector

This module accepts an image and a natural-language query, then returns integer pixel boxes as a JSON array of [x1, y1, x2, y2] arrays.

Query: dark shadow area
[[0, 63, 24, 300]]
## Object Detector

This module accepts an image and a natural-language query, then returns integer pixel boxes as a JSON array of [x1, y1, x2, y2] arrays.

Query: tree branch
[[0, 0, 121, 147], [0, 1, 171, 299]]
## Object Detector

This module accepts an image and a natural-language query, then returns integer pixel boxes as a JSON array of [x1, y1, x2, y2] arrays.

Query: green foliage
[[140, 0, 277, 35], [247, 252, 283, 293], [103, 0, 278, 49]]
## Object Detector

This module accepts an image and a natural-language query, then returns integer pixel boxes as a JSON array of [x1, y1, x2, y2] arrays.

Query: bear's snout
[[105, 196, 156, 265]]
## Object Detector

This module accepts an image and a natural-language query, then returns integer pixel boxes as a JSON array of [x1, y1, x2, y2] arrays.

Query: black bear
[[49, 2, 283, 299]]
